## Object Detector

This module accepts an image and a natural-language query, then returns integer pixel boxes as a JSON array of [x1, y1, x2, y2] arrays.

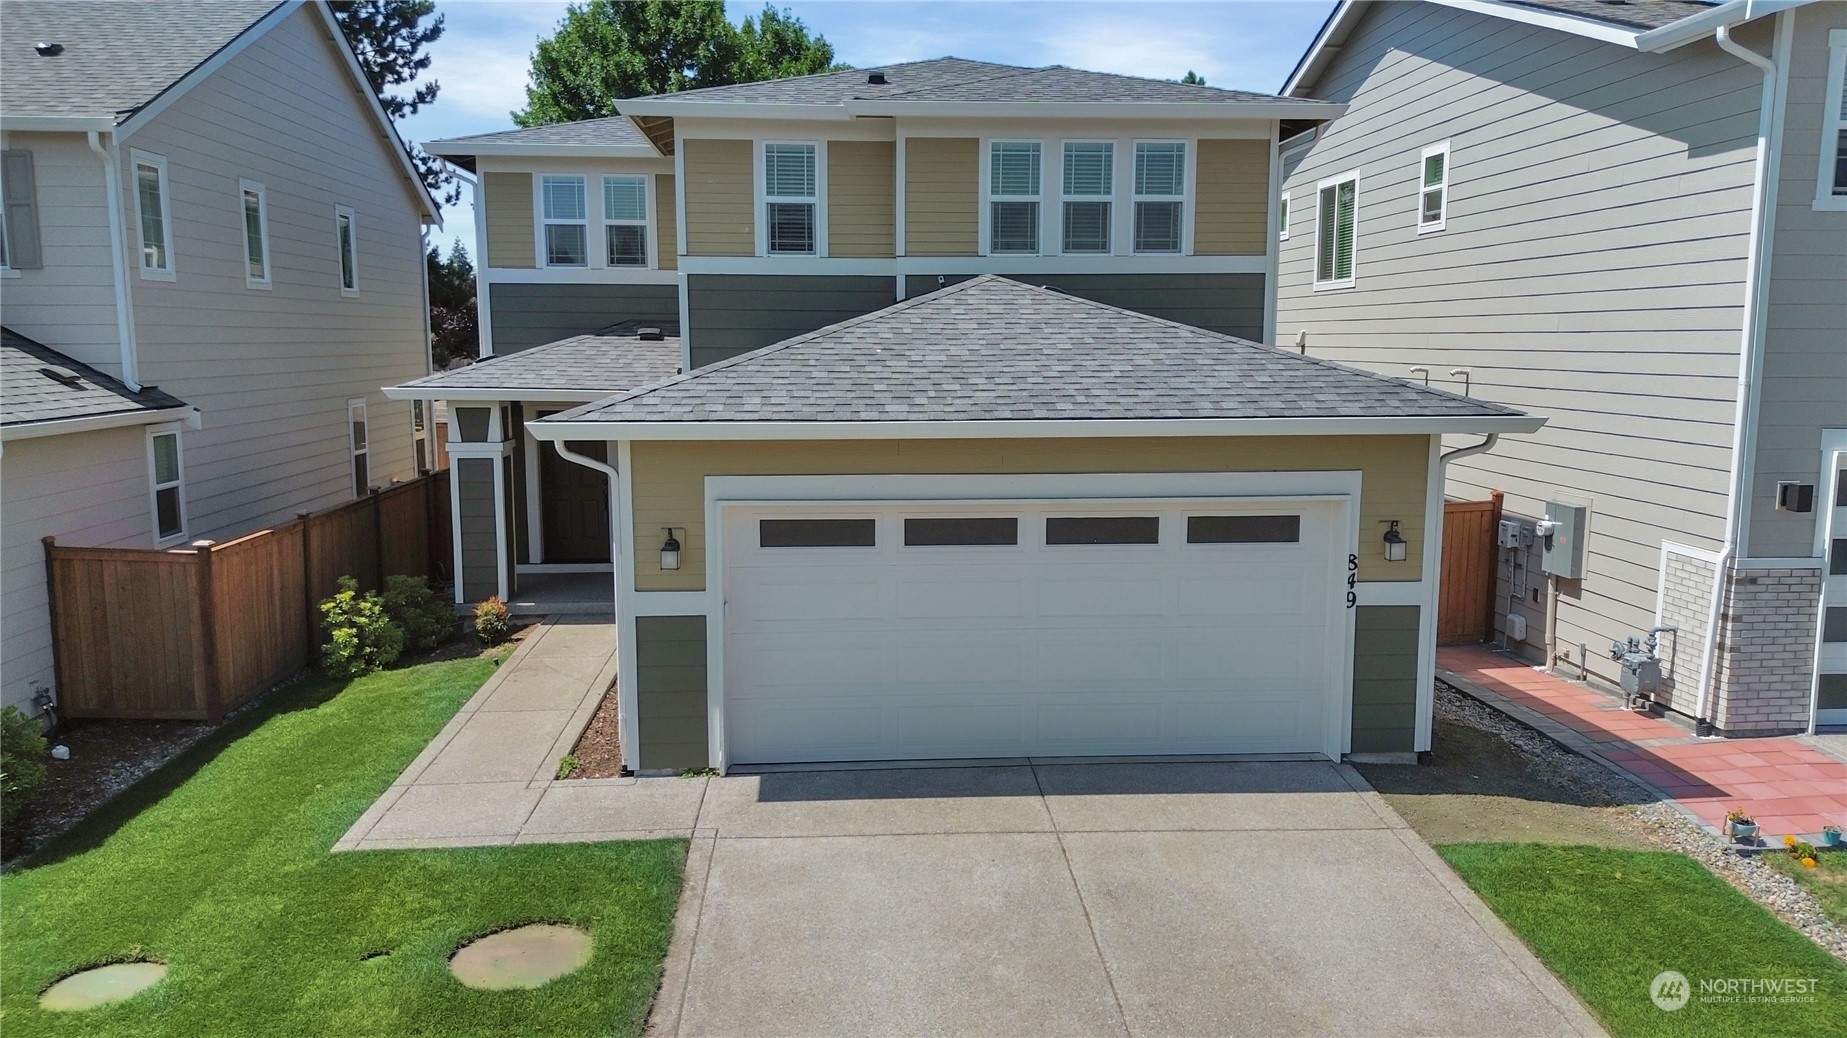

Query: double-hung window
[[148, 428, 187, 545], [1315, 172, 1358, 289], [1061, 141, 1113, 254], [1133, 142, 1185, 253], [541, 175, 588, 266], [132, 150, 174, 278], [1418, 143, 1449, 232], [348, 398, 369, 498], [603, 174, 648, 266], [1819, 30, 1847, 207], [763, 143, 817, 255], [335, 205, 358, 294], [1278, 192, 1290, 240], [989, 141, 1041, 254], [240, 178, 270, 287]]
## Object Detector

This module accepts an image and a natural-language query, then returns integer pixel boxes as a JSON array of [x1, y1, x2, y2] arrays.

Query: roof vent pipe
[[34, 41, 64, 56], [866, 71, 888, 85], [637, 327, 664, 341]]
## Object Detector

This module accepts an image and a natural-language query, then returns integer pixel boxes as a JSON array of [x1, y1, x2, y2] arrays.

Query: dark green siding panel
[[687, 274, 896, 367], [1352, 604, 1420, 753], [636, 615, 709, 770], [490, 283, 680, 354], [904, 273, 1267, 341], [455, 458, 499, 602]]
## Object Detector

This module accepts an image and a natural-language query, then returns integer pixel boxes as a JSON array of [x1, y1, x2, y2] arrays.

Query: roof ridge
[[629, 56, 1030, 104]]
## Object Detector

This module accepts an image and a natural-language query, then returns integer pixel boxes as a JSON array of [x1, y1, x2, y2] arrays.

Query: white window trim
[[601, 173, 655, 269], [755, 141, 826, 258], [1278, 190, 1291, 241], [1816, 29, 1847, 211], [130, 149, 175, 281], [1131, 139, 1190, 256], [1313, 170, 1360, 292], [1417, 141, 1450, 234], [238, 177, 271, 289], [335, 204, 359, 295], [1058, 139, 1115, 256], [535, 173, 590, 268], [146, 424, 188, 547], [348, 397, 370, 498], [983, 138, 1046, 257]]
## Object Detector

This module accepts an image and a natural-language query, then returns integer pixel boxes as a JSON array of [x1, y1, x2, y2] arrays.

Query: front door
[[539, 439, 611, 563]]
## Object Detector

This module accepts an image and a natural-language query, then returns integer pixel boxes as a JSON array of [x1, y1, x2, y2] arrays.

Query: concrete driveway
[[648, 760, 1604, 1038]]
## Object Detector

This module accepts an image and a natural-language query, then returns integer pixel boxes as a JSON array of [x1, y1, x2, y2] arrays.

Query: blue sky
[[406, 1, 1337, 253]]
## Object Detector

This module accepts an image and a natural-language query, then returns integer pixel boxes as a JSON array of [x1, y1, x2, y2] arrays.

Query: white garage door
[[720, 500, 1349, 764]]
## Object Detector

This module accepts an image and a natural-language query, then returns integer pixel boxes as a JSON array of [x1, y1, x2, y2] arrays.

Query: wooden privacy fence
[[1438, 493, 1502, 645], [44, 471, 452, 721]]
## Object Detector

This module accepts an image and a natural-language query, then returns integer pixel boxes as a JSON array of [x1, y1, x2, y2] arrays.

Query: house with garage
[[0, 0, 441, 715], [1274, 0, 1847, 735]]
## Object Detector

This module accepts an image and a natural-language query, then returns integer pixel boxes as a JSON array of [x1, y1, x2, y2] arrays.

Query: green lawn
[[0, 653, 685, 1038], [1762, 847, 1847, 928], [1439, 843, 1847, 1037]]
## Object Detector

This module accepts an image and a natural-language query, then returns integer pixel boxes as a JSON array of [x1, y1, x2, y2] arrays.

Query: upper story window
[[1819, 30, 1847, 209], [1278, 191, 1290, 241], [541, 175, 588, 266], [240, 178, 270, 287], [1061, 141, 1113, 254], [0, 148, 41, 273], [990, 141, 1042, 254], [335, 205, 359, 294], [1314, 172, 1358, 290], [603, 175, 648, 266], [132, 150, 174, 279], [148, 427, 187, 546], [1418, 142, 1449, 233], [1132, 142, 1185, 254], [763, 143, 817, 255]]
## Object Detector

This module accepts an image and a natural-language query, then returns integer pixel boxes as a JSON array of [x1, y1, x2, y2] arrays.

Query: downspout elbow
[[1439, 433, 1498, 468]]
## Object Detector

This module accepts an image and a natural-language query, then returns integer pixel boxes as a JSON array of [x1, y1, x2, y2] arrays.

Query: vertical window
[[132, 151, 173, 277], [989, 141, 1041, 254], [0, 148, 36, 271], [348, 398, 370, 498], [240, 178, 270, 287], [148, 428, 186, 545], [1133, 142, 1185, 253], [1820, 32, 1847, 206], [335, 205, 358, 293], [1278, 191, 1290, 240], [411, 399, 430, 476], [1418, 143, 1449, 232], [1315, 173, 1358, 289], [1061, 141, 1112, 254], [540, 175, 587, 266], [763, 143, 817, 255], [603, 174, 648, 266]]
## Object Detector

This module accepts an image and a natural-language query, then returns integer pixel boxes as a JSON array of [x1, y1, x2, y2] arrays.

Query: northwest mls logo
[[1650, 971, 1690, 1011]]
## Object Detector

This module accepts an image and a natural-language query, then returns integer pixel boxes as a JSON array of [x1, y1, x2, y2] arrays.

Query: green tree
[[426, 240, 477, 368], [331, 0, 460, 205], [1180, 70, 1206, 85], [515, 0, 839, 127]]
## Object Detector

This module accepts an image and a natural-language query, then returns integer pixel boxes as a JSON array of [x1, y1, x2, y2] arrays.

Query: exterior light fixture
[[1383, 520, 1408, 563], [660, 528, 682, 571]]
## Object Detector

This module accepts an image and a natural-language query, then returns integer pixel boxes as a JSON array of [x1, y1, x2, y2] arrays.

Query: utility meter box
[[1541, 502, 1588, 578]]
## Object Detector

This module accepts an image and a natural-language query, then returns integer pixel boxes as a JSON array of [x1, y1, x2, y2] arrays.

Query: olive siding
[[1274, 0, 1766, 684], [1352, 605, 1419, 753], [456, 457, 499, 601], [1193, 139, 1272, 255], [484, 172, 535, 268], [685, 274, 896, 367], [488, 282, 679, 354], [903, 136, 979, 255], [828, 140, 897, 257], [627, 435, 1431, 591], [903, 273, 1267, 341], [655, 173, 679, 271], [683, 138, 755, 256], [1750, 2, 1847, 558], [635, 615, 710, 770]]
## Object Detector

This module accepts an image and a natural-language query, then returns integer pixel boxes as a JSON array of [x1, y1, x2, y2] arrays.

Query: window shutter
[[3, 149, 42, 269]]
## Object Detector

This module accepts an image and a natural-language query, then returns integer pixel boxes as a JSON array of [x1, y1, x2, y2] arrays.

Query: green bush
[[474, 596, 511, 646], [381, 575, 457, 652], [319, 576, 405, 679], [1, 704, 49, 826]]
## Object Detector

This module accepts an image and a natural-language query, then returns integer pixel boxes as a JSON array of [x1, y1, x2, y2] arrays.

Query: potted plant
[[1823, 824, 1843, 848], [1724, 808, 1758, 842]]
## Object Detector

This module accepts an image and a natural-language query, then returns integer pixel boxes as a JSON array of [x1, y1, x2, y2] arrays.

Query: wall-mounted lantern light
[[660, 528, 682, 571], [1383, 520, 1408, 563]]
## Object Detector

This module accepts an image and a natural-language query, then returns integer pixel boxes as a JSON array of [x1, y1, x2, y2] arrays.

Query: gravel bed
[[1436, 680, 1847, 964]]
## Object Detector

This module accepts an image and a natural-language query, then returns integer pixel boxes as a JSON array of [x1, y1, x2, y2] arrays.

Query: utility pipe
[[86, 130, 141, 390]]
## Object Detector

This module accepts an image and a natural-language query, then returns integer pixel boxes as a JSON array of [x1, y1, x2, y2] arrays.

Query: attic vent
[[39, 365, 84, 388], [34, 41, 64, 57], [866, 71, 888, 85], [637, 327, 665, 341]]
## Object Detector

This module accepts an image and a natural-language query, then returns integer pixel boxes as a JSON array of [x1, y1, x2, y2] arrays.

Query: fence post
[[193, 540, 223, 721], [40, 536, 67, 721], [1485, 490, 1505, 640], [370, 486, 386, 589], [298, 511, 316, 657]]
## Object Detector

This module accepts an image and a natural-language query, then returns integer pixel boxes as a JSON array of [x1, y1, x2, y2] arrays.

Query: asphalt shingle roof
[[1508, 0, 1718, 31], [0, 0, 283, 121], [394, 322, 681, 396], [430, 116, 654, 150], [552, 277, 1523, 426], [2, 328, 189, 427]]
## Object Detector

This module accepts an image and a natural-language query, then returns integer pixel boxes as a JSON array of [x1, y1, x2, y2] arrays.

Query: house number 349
[[1346, 554, 1359, 608]]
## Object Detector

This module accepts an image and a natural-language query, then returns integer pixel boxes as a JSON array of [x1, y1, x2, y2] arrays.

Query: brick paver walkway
[[1439, 645, 1847, 842]]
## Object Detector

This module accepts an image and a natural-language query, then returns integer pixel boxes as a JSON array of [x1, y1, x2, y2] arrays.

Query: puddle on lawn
[[39, 962, 168, 1011], [448, 924, 591, 990]]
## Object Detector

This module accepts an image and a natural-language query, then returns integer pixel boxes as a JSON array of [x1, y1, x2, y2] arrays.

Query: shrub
[[382, 575, 457, 652], [474, 596, 511, 646], [1, 705, 49, 826], [319, 576, 405, 678]]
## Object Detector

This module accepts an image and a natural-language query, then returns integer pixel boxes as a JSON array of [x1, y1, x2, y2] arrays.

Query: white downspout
[[86, 130, 141, 391], [1440, 433, 1500, 470]]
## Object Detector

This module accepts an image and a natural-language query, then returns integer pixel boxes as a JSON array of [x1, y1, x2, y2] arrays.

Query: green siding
[[904, 273, 1267, 341], [686, 274, 896, 367], [1352, 604, 1419, 753], [455, 457, 499, 602], [636, 615, 709, 770], [489, 283, 679, 354]]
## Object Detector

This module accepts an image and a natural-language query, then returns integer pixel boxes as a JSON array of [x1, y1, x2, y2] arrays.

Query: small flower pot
[[1731, 821, 1758, 842], [1824, 829, 1844, 848]]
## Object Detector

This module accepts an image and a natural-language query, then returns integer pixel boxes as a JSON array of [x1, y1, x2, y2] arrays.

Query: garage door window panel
[[1187, 514, 1302, 544], [759, 518, 876, 548], [904, 517, 1019, 546], [1045, 516, 1160, 545]]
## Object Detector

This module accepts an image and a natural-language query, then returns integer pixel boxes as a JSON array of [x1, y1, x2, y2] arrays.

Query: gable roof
[[2, 327, 192, 438], [425, 116, 663, 167], [384, 322, 681, 402], [537, 276, 1539, 441]]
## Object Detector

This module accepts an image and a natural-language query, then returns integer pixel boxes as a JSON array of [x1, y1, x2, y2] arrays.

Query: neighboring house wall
[[1275, 1, 1765, 690], [118, 4, 429, 538], [0, 428, 154, 711], [827, 139, 896, 257], [0, 132, 122, 375], [488, 283, 679, 354], [903, 136, 979, 255]]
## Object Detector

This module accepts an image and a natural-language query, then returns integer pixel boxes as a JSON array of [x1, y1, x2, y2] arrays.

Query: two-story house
[[0, 0, 441, 715], [1273, 0, 1847, 734]]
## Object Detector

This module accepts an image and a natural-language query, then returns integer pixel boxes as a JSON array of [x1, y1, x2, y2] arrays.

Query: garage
[[720, 498, 1350, 764]]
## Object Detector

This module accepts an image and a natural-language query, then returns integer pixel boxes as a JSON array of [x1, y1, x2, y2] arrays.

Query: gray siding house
[[1275, 0, 1846, 734]]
